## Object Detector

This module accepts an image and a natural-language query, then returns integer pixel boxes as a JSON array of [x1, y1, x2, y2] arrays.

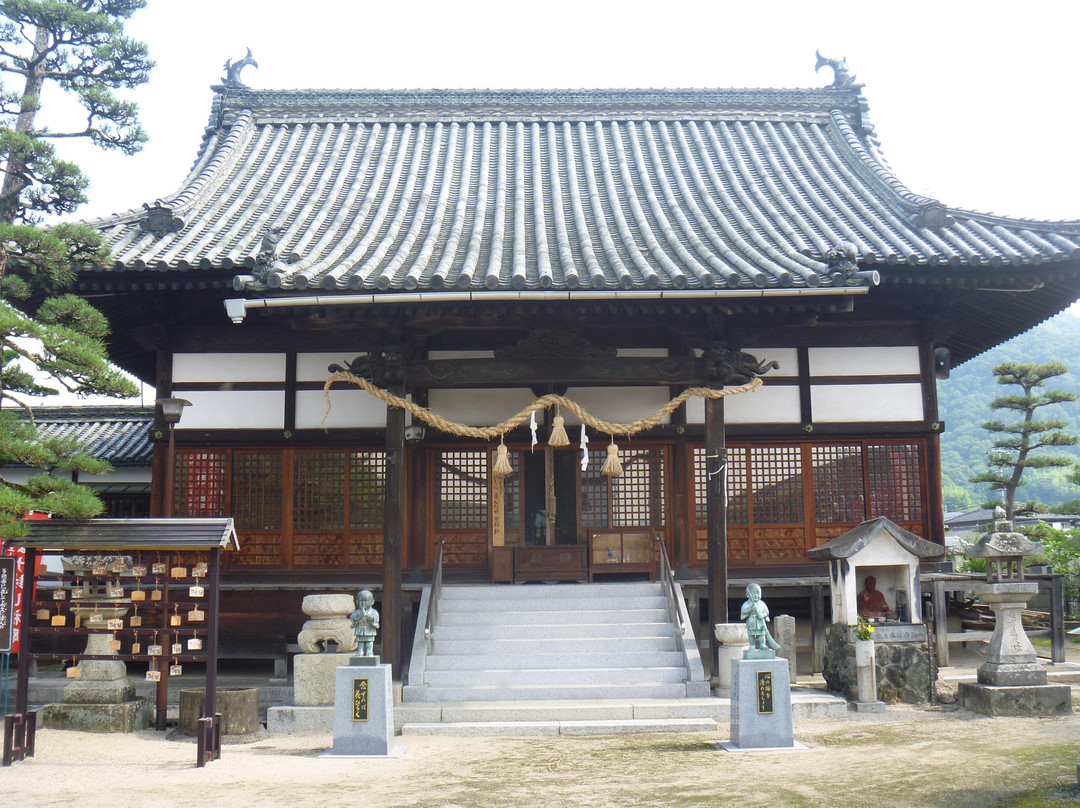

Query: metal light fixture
[[404, 425, 425, 444], [157, 397, 191, 425]]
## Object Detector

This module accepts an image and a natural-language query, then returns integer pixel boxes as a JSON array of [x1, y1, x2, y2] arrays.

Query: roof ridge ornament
[[139, 200, 184, 239], [223, 48, 258, 89], [814, 51, 861, 89], [825, 242, 880, 287], [251, 224, 283, 284]]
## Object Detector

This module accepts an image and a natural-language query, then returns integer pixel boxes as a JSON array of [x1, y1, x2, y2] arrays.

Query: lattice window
[[502, 450, 522, 532], [436, 450, 488, 530], [581, 447, 665, 528], [750, 446, 804, 524], [811, 444, 865, 523], [294, 451, 346, 530], [867, 443, 923, 523], [580, 449, 610, 529], [612, 448, 664, 527], [693, 447, 707, 526], [173, 451, 225, 517], [726, 446, 749, 526], [232, 451, 283, 531], [350, 451, 386, 530]]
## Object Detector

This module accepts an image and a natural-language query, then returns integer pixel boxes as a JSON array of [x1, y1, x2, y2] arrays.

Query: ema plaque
[[352, 677, 369, 722], [756, 670, 774, 714]]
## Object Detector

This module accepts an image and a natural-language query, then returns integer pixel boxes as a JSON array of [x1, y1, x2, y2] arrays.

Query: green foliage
[[966, 361, 1078, 518], [0, 1, 149, 538], [1026, 521, 1080, 607]]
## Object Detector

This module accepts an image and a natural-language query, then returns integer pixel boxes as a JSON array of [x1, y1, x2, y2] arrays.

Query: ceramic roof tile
[[81, 86, 1080, 295]]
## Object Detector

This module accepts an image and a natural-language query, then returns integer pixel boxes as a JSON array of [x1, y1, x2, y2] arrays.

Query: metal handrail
[[424, 538, 445, 639], [656, 534, 685, 635]]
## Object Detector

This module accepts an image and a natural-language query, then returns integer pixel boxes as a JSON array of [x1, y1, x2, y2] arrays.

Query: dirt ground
[[2, 702, 1079, 808]]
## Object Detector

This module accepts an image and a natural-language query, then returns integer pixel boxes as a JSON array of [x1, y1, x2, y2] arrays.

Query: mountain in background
[[938, 311, 1080, 511]]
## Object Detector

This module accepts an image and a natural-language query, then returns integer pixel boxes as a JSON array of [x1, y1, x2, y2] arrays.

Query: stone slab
[[958, 682, 1072, 716], [849, 701, 887, 714], [327, 663, 396, 757], [730, 658, 795, 750], [62, 680, 135, 704], [718, 740, 808, 753], [266, 705, 334, 733], [559, 718, 716, 736], [43, 700, 152, 733], [293, 652, 354, 706], [977, 663, 1048, 687], [403, 721, 561, 737]]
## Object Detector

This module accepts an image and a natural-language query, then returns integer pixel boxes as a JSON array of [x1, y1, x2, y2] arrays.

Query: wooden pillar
[[382, 383, 405, 678], [931, 577, 949, 666], [705, 396, 727, 677], [810, 583, 825, 674]]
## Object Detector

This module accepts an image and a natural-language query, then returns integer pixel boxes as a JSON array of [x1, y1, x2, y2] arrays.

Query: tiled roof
[[83, 86, 1080, 297], [8, 406, 153, 466]]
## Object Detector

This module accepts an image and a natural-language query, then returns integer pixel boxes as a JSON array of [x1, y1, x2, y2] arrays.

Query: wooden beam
[[405, 356, 704, 388]]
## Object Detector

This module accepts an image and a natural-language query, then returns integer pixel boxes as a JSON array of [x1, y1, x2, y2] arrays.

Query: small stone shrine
[[958, 509, 1072, 716], [808, 517, 941, 703], [719, 584, 801, 752]]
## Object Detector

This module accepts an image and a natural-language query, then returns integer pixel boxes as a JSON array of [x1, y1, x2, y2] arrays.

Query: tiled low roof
[[7, 406, 153, 466], [83, 85, 1080, 296]]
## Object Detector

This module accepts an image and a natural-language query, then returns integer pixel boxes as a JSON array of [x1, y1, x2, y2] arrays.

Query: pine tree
[[0, 1, 151, 537], [970, 362, 1079, 520]]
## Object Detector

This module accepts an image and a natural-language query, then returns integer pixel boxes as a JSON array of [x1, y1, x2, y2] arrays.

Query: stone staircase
[[403, 581, 709, 703]]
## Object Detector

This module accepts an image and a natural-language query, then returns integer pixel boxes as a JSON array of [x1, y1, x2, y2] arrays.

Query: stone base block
[[267, 705, 333, 733], [294, 653, 354, 706], [62, 680, 135, 704], [327, 663, 395, 757], [958, 682, 1072, 716], [977, 663, 1048, 687], [728, 658, 794, 750], [178, 688, 260, 736], [849, 701, 887, 714], [43, 700, 152, 733]]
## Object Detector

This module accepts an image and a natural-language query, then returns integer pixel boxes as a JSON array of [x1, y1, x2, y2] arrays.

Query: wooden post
[[1050, 574, 1065, 664], [382, 383, 405, 678], [931, 577, 949, 666], [14, 548, 37, 718], [705, 396, 727, 677], [810, 583, 825, 674]]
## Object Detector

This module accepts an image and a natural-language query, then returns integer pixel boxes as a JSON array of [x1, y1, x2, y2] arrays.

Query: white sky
[[20, 0, 1080, 404]]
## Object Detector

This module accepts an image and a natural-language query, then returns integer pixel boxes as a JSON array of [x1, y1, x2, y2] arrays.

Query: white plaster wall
[[173, 353, 286, 383], [811, 383, 924, 423], [175, 390, 285, 430], [296, 389, 387, 429], [297, 352, 356, 382], [82, 468, 152, 484], [684, 384, 801, 424], [559, 387, 671, 426], [428, 389, 539, 428], [808, 346, 920, 377], [746, 347, 798, 377]]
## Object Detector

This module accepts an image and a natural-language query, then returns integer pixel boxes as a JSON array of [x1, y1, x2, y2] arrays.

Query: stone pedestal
[[823, 623, 933, 704], [293, 652, 354, 706], [178, 688, 260, 736], [720, 658, 800, 751], [958, 580, 1072, 716], [43, 633, 151, 733], [713, 623, 749, 692], [324, 663, 397, 757]]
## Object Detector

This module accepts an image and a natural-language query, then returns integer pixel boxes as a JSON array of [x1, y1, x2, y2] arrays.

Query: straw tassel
[[548, 408, 570, 447], [601, 437, 623, 477], [493, 441, 513, 478]]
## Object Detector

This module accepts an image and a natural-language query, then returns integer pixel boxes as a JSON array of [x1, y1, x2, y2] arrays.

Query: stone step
[[439, 595, 669, 613], [422, 665, 689, 688], [402, 681, 692, 702], [440, 582, 662, 600], [432, 636, 677, 655], [438, 607, 669, 627], [425, 650, 686, 671], [434, 622, 673, 641], [400, 718, 718, 737]]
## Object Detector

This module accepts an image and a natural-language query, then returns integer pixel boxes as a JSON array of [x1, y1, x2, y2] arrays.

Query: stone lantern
[[958, 508, 1071, 715]]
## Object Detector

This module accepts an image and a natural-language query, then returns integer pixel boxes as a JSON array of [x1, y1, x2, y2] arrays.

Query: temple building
[[58, 58, 1080, 674]]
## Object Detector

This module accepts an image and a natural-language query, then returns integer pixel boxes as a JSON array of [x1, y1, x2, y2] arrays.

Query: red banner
[[1, 544, 23, 653]]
